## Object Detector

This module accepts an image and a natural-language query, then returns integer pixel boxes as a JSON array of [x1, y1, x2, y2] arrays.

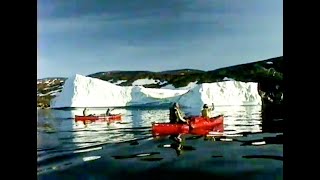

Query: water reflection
[[242, 155, 283, 161], [139, 157, 164, 161], [129, 108, 169, 127], [215, 105, 262, 134], [236, 134, 283, 146], [157, 142, 196, 156], [37, 105, 264, 151], [38, 105, 283, 177], [112, 152, 160, 159]]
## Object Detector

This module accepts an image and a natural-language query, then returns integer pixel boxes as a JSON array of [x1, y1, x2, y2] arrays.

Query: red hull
[[75, 115, 122, 122], [152, 115, 224, 136], [152, 123, 190, 136], [189, 115, 224, 130]]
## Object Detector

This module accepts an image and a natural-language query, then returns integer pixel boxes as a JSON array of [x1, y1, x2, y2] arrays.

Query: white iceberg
[[51, 74, 262, 109]]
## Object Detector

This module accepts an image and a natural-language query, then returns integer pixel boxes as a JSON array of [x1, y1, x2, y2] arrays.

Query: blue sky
[[38, 0, 282, 78]]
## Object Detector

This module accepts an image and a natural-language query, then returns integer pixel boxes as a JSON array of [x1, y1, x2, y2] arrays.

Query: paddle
[[104, 108, 115, 116], [211, 103, 215, 111], [176, 88, 192, 103]]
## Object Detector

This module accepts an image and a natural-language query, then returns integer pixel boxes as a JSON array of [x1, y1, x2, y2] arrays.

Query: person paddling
[[106, 108, 114, 116], [83, 108, 94, 116], [83, 108, 88, 116], [201, 103, 215, 118], [169, 102, 188, 142], [169, 102, 188, 124]]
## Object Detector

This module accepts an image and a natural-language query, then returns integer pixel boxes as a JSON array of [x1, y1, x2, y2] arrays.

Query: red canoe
[[189, 115, 224, 130], [152, 115, 224, 136], [152, 123, 190, 136], [75, 114, 122, 123]]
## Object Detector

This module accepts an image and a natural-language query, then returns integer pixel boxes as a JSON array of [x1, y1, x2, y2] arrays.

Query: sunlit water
[[37, 105, 283, 179]]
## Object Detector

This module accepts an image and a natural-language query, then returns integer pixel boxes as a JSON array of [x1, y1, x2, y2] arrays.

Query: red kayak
[[152, 115, 224, 136], [75, 114, 122, 123]]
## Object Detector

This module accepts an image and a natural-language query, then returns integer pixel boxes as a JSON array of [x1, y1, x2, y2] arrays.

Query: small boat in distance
[[75, 114, 122, 123]]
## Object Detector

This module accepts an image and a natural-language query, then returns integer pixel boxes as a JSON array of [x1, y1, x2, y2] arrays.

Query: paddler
[[83, 108, 94, 116], [201, 103, 214, 118], [106, 108, 115, 116], [169, 102, 189, 142], [169, 102, 188, 124], [83, 108, 88, 116]]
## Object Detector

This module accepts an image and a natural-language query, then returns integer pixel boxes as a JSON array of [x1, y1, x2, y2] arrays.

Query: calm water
[[37, 105, 283, 180]]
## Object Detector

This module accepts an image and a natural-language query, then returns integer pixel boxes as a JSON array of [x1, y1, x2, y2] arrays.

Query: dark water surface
[[37, 106, 283, 180]]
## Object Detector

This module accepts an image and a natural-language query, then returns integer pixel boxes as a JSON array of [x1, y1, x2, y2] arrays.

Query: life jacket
[[170, 107, 186, 123], [201, 108, 210, 118]]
